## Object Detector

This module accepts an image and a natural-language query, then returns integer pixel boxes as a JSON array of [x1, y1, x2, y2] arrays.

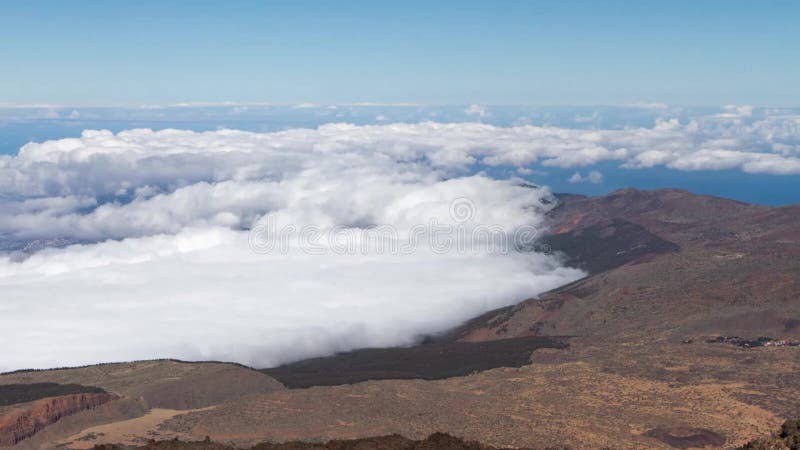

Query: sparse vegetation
[[0, 382, 106, 406], [92, 433, 539, 450], [706, 336, 800, 348], [738, 419, 800, 450], [262, 336, 567, 388]]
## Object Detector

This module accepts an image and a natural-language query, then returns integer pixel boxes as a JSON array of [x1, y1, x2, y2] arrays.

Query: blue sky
[[1, 2, 798, 206], [1, 0, 799, 106]]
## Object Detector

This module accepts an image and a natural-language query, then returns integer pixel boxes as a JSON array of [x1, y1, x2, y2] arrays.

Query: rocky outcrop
[[93, 433, 516, 450], [0, 392, 118, 446]]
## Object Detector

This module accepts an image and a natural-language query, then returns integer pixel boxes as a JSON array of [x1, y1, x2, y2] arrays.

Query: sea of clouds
[[1, 109, 799, 371], [0, 124, 584, 371]]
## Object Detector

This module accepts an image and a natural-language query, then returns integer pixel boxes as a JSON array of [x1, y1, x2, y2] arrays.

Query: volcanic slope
[[451, 188, 800, 343]]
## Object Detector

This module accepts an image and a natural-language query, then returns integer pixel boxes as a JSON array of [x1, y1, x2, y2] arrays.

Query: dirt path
[[60, 407, 213, 449]]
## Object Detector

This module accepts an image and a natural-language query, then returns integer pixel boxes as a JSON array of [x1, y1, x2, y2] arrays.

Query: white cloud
[[465, 104, 487, 118], [1, 226, 581, 371], [588, 170, 604, 183], [0, 126, 585, 371], [0, 115, 797, 242], [574, 111, 599, 123], [619, 102, 669, 110], [516, 167, 534, 175], [716, 104, 754, 119], [169, 101, 274, 108], [567, 170, 603, 184]]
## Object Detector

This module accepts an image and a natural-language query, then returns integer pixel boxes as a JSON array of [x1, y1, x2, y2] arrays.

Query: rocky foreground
[[74, 419, 800, 450], [0, 392, 117, 446], [92, 433, 531, 450]]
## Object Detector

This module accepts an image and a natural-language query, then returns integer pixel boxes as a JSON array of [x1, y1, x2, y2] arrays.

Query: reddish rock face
[[0, 392, 118, 446]]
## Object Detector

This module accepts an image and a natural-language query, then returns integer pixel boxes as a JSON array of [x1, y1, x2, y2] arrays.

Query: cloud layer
[[1, 111, 799, 371], [0, 126, 585, 371]]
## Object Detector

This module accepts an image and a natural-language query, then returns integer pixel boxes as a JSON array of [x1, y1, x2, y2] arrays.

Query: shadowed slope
[[262, 336, 567, 388]]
